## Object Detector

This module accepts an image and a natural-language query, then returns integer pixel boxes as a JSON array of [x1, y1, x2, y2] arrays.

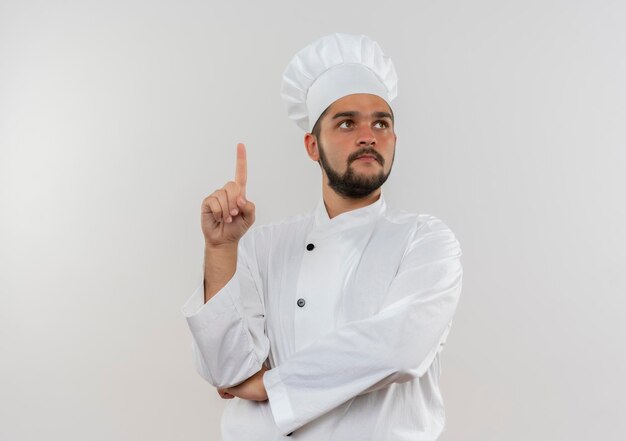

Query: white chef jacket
[[181, 191, 463, 441]]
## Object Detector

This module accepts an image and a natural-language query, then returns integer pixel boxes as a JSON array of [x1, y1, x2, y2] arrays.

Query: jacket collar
[[312, 189, 387, 238]]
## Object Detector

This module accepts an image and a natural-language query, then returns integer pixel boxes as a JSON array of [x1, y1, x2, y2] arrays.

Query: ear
[[304, 132, 320, 161]]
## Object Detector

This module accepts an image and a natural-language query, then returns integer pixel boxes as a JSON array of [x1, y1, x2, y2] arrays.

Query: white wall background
[[2, 1, 625, 440]]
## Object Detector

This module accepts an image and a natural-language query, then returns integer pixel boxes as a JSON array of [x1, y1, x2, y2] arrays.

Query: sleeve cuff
[[263, 368, 298, 435], [180, 277, 205, 317], [180, 272, 241, 333]]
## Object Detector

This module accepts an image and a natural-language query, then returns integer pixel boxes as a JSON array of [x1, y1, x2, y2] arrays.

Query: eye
[[374, 120, 390, 129], [338, 120, 354, 129]]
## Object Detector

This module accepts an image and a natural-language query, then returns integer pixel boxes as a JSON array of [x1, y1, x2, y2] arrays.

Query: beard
[[317, 141, 394, 199]]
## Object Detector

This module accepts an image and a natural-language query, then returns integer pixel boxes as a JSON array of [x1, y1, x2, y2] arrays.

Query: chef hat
[[281, 32, 398, 132]]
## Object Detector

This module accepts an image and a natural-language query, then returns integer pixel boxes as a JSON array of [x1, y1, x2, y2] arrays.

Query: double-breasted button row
[[297, 244, 314, 309]]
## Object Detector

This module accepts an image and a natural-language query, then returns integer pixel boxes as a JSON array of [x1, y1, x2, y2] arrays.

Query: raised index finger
[[235, 142, 247, 197]]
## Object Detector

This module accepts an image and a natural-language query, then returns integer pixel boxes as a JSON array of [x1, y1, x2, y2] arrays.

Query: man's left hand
[[217, 365, 269, 401]]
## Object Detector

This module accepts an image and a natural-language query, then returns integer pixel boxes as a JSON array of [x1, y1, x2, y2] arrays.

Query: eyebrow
[[331, 111, 394, 122]]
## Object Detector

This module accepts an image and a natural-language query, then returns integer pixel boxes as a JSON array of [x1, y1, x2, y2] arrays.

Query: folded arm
[[262, 217, 463, 435]]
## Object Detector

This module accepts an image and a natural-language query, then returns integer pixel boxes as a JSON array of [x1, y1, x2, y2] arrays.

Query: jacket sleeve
[[181, 229, 269, 389], [262, 216, 463, 435]]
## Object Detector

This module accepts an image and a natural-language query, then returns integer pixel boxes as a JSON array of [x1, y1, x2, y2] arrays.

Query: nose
[[356, 124, 376, 146]]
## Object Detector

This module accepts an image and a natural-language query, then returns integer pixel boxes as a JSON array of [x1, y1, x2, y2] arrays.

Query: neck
[[321, 181, 382, 219]]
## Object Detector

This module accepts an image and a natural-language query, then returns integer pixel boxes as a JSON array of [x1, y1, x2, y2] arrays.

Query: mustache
[[348, 148, 385, 165]]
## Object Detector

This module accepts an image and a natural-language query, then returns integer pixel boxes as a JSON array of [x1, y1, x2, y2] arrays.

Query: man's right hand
[[201, 143, 256, 248]]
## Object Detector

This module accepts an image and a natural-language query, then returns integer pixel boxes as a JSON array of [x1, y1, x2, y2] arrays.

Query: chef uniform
[[182, 33, 463, 441]]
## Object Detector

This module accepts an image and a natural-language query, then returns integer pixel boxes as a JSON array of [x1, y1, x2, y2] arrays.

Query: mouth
[[354, 155, 379, 163]]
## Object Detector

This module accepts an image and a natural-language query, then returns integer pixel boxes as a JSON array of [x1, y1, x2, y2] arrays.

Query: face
[[305, 93, 397, 199]]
